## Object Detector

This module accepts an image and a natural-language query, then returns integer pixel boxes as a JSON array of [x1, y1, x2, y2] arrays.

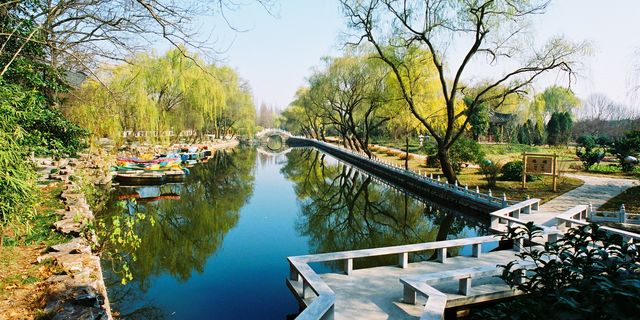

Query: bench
[[400, 261, 535, 320]]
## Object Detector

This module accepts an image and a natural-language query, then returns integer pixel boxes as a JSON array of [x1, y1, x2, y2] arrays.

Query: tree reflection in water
[[99, 148, 257, 319], [281, 148, 489, 269]]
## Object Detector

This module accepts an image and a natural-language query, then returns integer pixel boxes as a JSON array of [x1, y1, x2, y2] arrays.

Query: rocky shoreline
[[35, 139, 239, 319]]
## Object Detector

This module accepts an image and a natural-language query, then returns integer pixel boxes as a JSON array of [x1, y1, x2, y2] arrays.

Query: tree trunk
[[437, 146, 457, 184], [405, 136, 409, 170]]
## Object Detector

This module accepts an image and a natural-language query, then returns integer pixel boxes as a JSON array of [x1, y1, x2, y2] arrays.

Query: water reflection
[[98, 147, 489, 319], [281, 148, 489, 268], [99, 148, 257, 318]]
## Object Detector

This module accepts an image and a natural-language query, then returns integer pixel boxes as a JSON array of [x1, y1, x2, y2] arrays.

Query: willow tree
[[65, 48, 255, 142], [341, 0, 588, 183], [299, 54, 396, 156]]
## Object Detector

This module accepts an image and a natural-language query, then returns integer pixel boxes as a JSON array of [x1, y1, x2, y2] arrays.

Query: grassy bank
[[599, 186, 640, 212], [367, 146, 584, 203], [0, 183, 70, 319]]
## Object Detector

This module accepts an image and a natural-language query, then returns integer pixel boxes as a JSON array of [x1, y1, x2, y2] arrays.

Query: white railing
[[256, 128, 293, 138], [556, 205, 640, 242], [288, 235, 514, 320], [489, 198, 541, 232], [304, 138, 514, 209], [589, 204, 639, 225]]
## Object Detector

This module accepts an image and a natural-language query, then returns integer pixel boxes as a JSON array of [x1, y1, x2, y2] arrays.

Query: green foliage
[[479, 160, 500, 187], [501, 160, 524, 181], [0, 87, 37, 225], [449, 137, 485, 173], [516, 119, 544, 145], [500, 160, 540, 182], [474, 223, 640, 319], [468, 102, 490, 140], [608, 130, 640, 172], [65, 48, 256, 142], [541, 86, 581, 115], [575, 135, 605, 170], [546, 111, 573, 145]]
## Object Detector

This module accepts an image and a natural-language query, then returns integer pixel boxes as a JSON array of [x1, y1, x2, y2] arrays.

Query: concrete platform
[[317, 250, 519, 320]]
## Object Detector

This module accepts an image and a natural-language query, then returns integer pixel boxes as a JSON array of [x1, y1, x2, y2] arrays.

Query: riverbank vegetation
[[0, 1, 261, 238], [64, 48, 257, 143]]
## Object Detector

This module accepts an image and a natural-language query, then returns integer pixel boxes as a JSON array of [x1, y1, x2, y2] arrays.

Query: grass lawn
[[0, 183, 70, 319], [599, 186, 640, 213], [368, 146, 584, 203]]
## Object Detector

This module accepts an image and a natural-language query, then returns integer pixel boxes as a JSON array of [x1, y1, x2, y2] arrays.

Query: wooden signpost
[[522, 153, 558, 192]]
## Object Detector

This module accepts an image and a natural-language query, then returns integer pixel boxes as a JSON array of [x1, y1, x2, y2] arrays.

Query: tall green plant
[[0, 86, 38, 229], [473, 223, 640, 319]]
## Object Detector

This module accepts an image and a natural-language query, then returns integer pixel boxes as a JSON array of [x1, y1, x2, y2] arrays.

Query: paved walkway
[[521, 174, 639, 227], [288, 155, 640, 320], [320, 250, 518, 320]]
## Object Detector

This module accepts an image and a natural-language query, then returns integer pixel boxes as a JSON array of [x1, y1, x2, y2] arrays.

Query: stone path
[[521, 174, 639, 227]]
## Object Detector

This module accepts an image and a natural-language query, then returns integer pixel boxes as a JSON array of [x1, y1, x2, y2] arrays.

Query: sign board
[[522, 153, 558, 192], [526, 156, 553, 174]]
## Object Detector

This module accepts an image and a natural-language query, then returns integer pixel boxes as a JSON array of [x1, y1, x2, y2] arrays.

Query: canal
[[98, 146, 490, 319]]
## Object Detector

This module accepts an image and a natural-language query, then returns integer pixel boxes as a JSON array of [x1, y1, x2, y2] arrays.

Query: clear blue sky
[[196, 0, 640, 111]]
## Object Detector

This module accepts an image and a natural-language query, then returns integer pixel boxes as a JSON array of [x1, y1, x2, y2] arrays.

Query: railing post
[[302, 279, 314, 299], [403, 285, 417, 305], [515, 269, 527, 285], [490, 215, 500, 231], [459, 277, 472, 296], [320, 305, 334, 320], [436, 248, 447, 263], [620, 204, 626, 224], [344, 258, 353, 275], [472, 243, 482, 258], [398, 252, 409, 268], [513, 238, 524, 253], [547, 230, 560, 244], [289, 263, 299, 281]]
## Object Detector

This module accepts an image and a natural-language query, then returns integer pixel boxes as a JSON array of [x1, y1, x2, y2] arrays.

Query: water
[[98, 146, 489, 319]]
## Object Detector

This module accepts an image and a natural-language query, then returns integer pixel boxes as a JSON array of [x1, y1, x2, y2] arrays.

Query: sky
[[195, 0, 640, 111]]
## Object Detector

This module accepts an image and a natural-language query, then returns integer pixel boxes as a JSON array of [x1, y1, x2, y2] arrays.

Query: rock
[[56, 254, 87, 273], [54, 219, 85, 235], [49, 238, 91, 255]]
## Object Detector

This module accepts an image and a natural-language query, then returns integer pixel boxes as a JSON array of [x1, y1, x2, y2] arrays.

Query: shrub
[[479, 160, 501, 187], [386, 149, 400, 156], [369, 145, 379, 152], [425, 155, 440, 168], [398, 153, 414, 160], [501, 160, 540, 182], [575, 135, 605, 171], [501, 160, 524, 181], [608, 130, 640, 172], [473, 223, 640, 319], [449, 137, 485, 173]]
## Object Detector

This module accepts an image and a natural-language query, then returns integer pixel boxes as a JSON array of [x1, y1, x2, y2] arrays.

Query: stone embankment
[[34, 139, 239, 319], [37, 155, 113, 320]]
